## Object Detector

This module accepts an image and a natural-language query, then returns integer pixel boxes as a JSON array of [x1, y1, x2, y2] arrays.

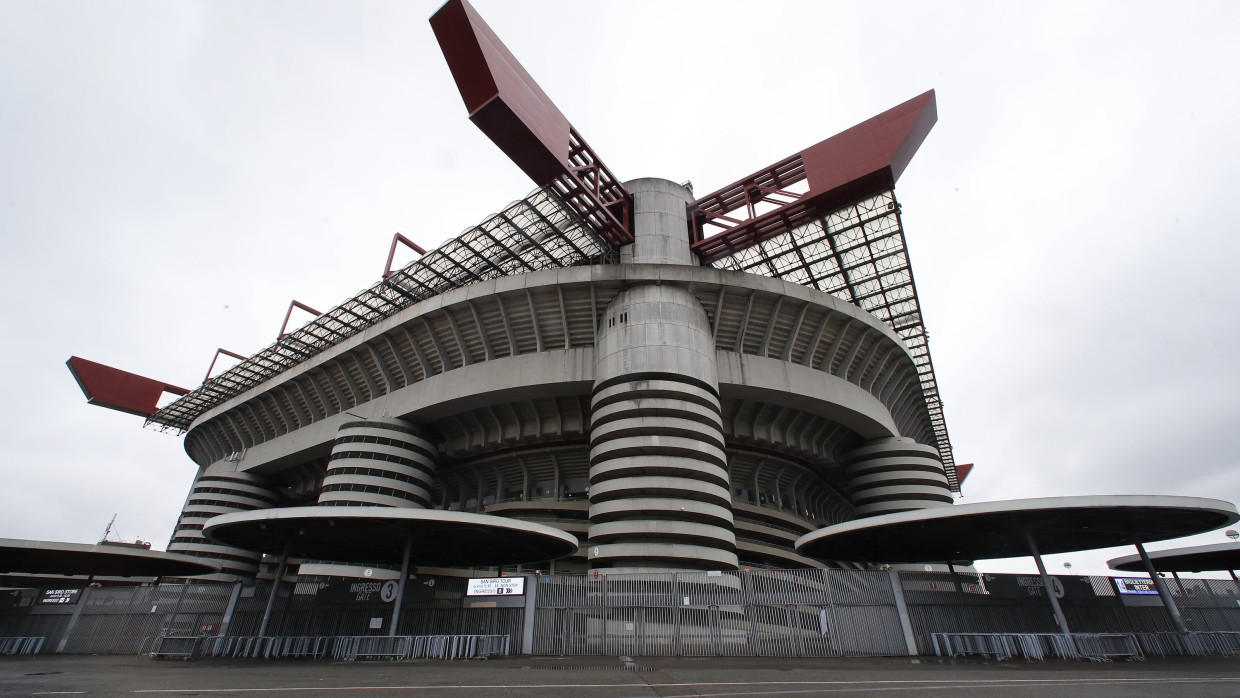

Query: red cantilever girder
[[689, 91, 938, 263], [430, 0, 631, 247], [66, 356, 189, 418]]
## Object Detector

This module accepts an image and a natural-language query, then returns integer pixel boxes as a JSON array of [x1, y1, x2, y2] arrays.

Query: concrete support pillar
[[587, 179, 737, 571], [1024, 528, 1071, 634], [317, 418, 437, 508], [841, 437, 953, 517], [168, 463, 279, 580], [1135, 539, 1190, 634]]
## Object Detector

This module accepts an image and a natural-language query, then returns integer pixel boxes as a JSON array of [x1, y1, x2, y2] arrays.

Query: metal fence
[[6, 570, 1240, 660], [531, 568, 907, 657]]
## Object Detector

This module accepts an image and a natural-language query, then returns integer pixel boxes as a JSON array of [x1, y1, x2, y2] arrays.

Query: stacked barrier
[[931, 632, 1142, 661], [0, 637, 43, 655]]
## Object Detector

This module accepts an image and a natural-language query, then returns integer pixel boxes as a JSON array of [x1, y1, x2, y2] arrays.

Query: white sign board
[[466, 577, 525, 596]]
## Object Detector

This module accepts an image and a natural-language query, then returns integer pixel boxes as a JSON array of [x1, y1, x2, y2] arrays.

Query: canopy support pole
[[1229, 569, 1240, 596], [1023, 527, 1070, 634], [1135, 538, 1189, 634], [389, 534, 413, 636], [258, 542, 291, 637]]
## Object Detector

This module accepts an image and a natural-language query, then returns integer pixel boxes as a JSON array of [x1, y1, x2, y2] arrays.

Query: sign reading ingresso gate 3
[[466, 577, 524, 596]]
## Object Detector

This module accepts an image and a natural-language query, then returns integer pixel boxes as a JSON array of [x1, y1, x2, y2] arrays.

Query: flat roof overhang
[[1109, 542, 1240, 573], [0, 538, 221, 578], [203, 506, 579, 567], [796, 495, 1239, 563]]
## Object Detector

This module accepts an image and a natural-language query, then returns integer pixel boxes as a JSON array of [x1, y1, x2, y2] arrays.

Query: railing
[[0, 637, 44, 655], [145, 634, 512, 661], [1134, 631, 1240, 657], [931, 632, 1142, 662], [148, 635, 202, 659]]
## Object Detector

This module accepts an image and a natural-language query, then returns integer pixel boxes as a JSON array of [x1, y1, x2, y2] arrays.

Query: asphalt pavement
[[4, 653, 1240, 697]]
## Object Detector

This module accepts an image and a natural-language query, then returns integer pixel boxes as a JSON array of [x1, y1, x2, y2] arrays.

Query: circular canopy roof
[[203, 507, 579, 567], [1108, 542, 1240, 573], [796, 496, 1239, 563], [0, 538, 221, 578]]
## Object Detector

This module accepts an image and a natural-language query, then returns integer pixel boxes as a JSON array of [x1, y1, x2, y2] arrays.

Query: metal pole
[[388, 534, 413, 636], [1230, 569, 1240, 596], [257, 543, 291, 638], [1134, 539, 1189, 634], [1023, 527, 1070, 634]]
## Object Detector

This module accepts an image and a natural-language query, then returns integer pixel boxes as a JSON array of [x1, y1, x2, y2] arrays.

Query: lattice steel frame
[[707, 189, 957, 491], [146, 188, 614, 433]]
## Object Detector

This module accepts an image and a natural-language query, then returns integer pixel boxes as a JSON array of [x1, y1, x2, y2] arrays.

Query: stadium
[[32, 0, 1240, 662]]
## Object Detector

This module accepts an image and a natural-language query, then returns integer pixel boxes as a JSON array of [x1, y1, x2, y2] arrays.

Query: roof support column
[[257, 542, 291, 638], [1023, 527, 1070, 635], [1134, 538, 1189, 634], [388, 534, 413, 636]]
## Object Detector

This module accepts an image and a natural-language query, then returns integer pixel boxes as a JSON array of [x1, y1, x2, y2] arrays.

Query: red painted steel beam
[[430, 0, 632, 247], [66, 356, 189, 418], [955, 462, 974, 486], [278, 300, 323, 339], [689, 90, 937, 263]]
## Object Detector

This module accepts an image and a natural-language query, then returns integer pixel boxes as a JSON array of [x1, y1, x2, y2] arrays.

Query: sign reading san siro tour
[[466, 577, 525, 596]]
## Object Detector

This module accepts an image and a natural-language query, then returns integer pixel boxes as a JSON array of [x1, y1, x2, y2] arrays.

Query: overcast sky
[[2, 0, 1239, 577]]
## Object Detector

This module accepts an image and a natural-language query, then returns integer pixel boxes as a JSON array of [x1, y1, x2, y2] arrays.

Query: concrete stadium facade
[[166, 178, 955, 580]]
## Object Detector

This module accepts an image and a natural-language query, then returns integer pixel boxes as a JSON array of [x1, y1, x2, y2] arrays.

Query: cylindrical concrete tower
[[842, 437, 953, 517], [586, 179, 738, 571], [317, 418, 437, 508], [168, 462, 279, 579]]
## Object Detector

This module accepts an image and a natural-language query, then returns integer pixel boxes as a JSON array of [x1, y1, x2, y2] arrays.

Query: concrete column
[[217, 580, 244, 637], [841, 437, 953, 517], [307, 417, 437, 578], [1024, 528, 1071, 634], [587, 179, 737, 572], [1135, 540, 1190, 634], [55, 586, 93, 653], [167, 463, 279, 580], [888, 569, 919, 656], [257, 543, 291, 638], [317, 417, 436, 508]]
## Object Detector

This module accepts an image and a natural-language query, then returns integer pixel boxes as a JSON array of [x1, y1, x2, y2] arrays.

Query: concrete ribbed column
[[317, 418, 436, 508], [168, 462, 278, 579], [587, 178, 737, 571], [843, 437, 953, 517]]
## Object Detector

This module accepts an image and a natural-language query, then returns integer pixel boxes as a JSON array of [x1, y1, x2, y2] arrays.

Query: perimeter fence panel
[[532, 568, 905, 657]]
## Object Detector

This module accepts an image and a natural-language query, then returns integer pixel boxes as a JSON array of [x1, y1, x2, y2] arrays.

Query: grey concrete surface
[[4, 654, 1240, 697]]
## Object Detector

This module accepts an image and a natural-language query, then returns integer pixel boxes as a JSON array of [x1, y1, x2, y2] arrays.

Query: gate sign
[[1114, 577, 1160, 595], [40, 589, 82, 605], [466, 577, 525, 596]]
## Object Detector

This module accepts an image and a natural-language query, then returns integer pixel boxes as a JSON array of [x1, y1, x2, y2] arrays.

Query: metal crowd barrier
[[334, 636, 413, 661], [0, 637, 44, 655], [148, 635, 202, 659], [148, 634, 513, 661], [931, 633, 1141, 662], [1134, 631, 1240, 657], [195, 636, 336, 659]]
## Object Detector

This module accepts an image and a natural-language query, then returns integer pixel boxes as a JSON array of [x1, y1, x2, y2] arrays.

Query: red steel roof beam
[[689, 91, 937, 264]]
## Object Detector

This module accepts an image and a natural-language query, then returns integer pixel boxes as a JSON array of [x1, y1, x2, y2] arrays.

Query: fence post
[[55, 585, 94, 653], [888, 569, 918, 656], [520, 574, 538, 655]]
